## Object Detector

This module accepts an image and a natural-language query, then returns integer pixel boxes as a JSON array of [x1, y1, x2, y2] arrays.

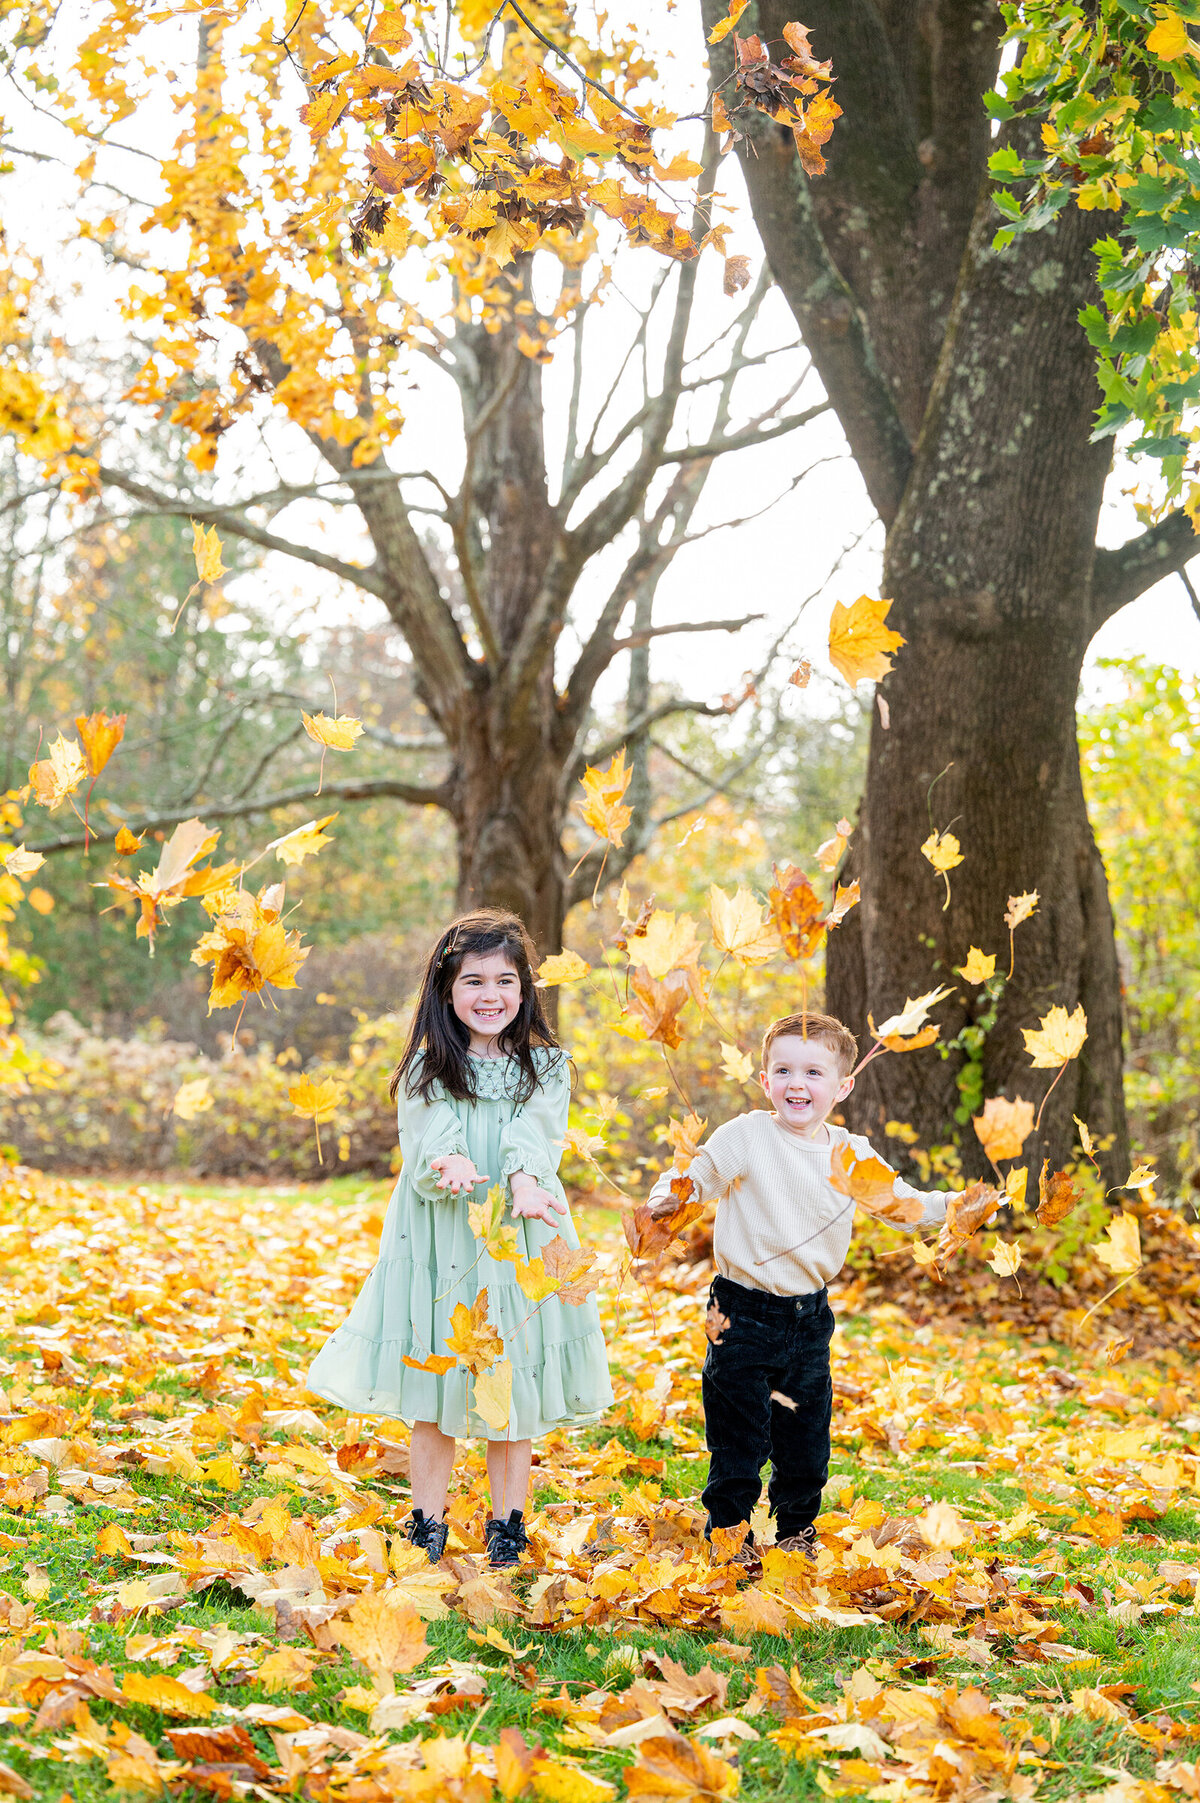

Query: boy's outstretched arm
[[646, 1119, 748, 1218]]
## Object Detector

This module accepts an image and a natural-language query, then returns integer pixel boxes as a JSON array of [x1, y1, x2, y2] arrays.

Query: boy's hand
[[430, 1154, 486, 1195], [509, 1172, 568, 1226], [648, 1195, 680, 1221]]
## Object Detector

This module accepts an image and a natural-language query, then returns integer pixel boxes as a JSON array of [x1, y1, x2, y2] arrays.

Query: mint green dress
[[306, 1050, 613, 1440]]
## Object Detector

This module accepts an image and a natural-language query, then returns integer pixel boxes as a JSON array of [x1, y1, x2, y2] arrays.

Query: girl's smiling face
[[759, 1034, 854, 1138], [451, 951, 523, 1054]]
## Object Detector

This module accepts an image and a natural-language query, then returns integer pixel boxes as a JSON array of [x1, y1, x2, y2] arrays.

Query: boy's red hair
[[760, 1011, 858, 1078]]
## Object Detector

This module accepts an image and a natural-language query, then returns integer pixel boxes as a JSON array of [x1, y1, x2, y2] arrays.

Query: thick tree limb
[[27, 775, 452, 857], [1091, 510, 1199, 627], [97, 466, 388, 599]]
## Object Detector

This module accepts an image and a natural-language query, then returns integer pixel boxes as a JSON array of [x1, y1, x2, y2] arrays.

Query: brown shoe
[[775, 1526, 817, 1559]]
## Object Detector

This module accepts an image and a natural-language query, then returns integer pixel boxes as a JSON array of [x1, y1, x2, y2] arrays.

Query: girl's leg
[[410, 1420, 456, 1517], [486, 1437, 532, 1519]]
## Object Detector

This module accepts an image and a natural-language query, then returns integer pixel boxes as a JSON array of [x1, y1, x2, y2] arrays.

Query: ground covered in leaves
[[1, 1169, 1198, 1802]]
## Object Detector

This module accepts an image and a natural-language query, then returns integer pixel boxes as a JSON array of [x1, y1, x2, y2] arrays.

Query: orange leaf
[[973, 1095, 1036, 1163], [74, 710, 126, 776], [1037, 1160, 1081, 1226], [767, 862, 825, 961], [579, 747, 633, 848], [828, 594, 905, 686]]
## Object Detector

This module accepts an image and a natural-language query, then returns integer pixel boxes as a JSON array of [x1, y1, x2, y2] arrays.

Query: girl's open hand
[[509, 1175, 568, 1227], [430, 1154, 485, 1195]]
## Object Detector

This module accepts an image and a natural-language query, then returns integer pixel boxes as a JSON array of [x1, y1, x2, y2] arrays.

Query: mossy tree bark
[[705, 0, 1197, 1181]]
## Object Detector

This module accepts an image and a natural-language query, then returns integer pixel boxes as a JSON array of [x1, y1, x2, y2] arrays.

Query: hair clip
[[435, 926, 461, 972]]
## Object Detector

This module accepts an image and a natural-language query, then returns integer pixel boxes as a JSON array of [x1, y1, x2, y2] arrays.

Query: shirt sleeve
[[646, 1117, 750, 1209], [497, 1053, 571, 1193], [398, 1082, 473, 1201], [847, 1133, 949, 1231]]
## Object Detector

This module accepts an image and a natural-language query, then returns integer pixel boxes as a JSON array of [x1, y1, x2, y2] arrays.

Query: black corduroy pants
[[700, 1273, 835, 1541]]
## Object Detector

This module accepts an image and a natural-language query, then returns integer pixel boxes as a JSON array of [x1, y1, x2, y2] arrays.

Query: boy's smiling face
[[760, 1034, 855, 1139]]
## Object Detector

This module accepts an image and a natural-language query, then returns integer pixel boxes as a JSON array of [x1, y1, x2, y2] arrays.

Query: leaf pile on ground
[[0, 1166, 1198, 1800]]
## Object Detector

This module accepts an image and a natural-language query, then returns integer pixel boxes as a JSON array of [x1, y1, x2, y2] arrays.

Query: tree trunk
[[452, 718, 567, 962], [826, 185, 1130, 1184]]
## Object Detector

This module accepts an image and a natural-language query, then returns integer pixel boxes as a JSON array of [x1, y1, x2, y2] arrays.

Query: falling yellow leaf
[[270, 814, 337, 866], [919, 1501, 969, 1550], [2, 845, 44, 880], [1124, 1162, 1156, 1194], [708, 0, 750, 43], [514, 1255, 560, 1302], [827, 880, 860, 927], [173, 1078, 214, 1121], [707, 883, 780, 965], [1004, 1166, 1029, 1210], [720, 1042, 755, 1085], [1022, 1003, 1088, 1069], [114, 825, 144, 855], [468, 1185, 520, 1263], [815, 817, 852, 872], [289, 1075, 344, 1123], [27, 734, 87, 810], [872, 986, 954, 1043], [827, 594, 905, 686], [537, 950, 590, 987], [666, 1111, 707, 1169], [829, 1143, 924, 1223], [578, 747, 633, 847], [1094, 1213, 1141, 1275], [921, 829, 963, 910], [445, 1289, 504, 1374], [26, 886, 54, 915], [302, 711, 364, 750], [959, 946, 996, 983], [973, 1095, 1035, 1163], [1147, 9, 1191, 59], [473, 1358, 513, 1431], [75, 709, 127, 776], [637, 909, 702, 980], [1005, 890, 1039, 930], [987, 1237, 1023, 1280], [190, 521, 227, 584]]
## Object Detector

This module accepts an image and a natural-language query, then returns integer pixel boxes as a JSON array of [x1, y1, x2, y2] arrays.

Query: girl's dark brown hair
[[390, 909, 560, 1107]]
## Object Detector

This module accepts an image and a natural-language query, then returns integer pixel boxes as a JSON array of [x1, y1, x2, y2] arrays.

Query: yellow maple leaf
[[827, 879, 860, 927], [74, 709, 126, 776], [367, 9, 413, 51], [1094, 1213, 1141, 1275], [921, 829, 963, 910], [541, 1234, 600, 1306], [1147, 10, 1191, 59], [514, 1255, 559, 1302], [578, 748, 633, 847], [1005, 1165, 1029, 1210], [619, 966, 695, 1049], [1005, 890, 1039, 930], [473, 1358, 512, 1431], [959, 946, 996, 983], [467, 1185, 519, 1263], [639, 910, 702, 980], [2, 846, 44, 879], [190, 521, 227, 584], [815, 816, 853, 872], [708, 0, 750, 42], [829, 1143, 924, 1222], [536, 950, 590, 987], [828, 595, 905, 686], [666, 1111, 707, 1169], [269, 814, 337, 867], [987, 1237, 1023, 1280], [173, 1078, 214, 1121], [114, 825, 144, 855], [767, 863, 826, 961], [720, 1042, 755, 1084], [302, 711, 364, 750], [707, 883, 780, 965], [1022, 1003, 1088, 1069], [121, 1671, 217, 1717], [445, 1288, 504, 1374], [973, 1095, 1035, 1163], [288, 1074, 344, 1164], [1124, 1162, 1156, 1194], [300, 89, 349, 139], [332, 1589, 430, 1693], [872, 985, 953, 1043], [28, 734, 88, 810], [105, 816, 240, 944]]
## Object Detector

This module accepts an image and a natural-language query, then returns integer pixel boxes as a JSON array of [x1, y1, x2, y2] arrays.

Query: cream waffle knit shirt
[[646, 1110, 948, 1297]]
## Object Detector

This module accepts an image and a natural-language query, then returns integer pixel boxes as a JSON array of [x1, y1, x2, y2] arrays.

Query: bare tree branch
[[96, 466, 389, 599], [27, 775, 452, 857], [657, 399, 831, 465], [610, 612, 764, 652]]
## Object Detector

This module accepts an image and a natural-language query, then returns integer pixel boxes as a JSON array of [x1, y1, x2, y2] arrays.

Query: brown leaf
[[1037, 1161, 1081, 1226], [723, 253, 751, 295]]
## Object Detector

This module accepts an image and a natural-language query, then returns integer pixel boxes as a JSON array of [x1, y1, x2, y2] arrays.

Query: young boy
[[647, 1011, 949, 1562]]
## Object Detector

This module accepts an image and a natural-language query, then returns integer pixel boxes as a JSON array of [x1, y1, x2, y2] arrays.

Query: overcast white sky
[[5, 5, 1199, 720]]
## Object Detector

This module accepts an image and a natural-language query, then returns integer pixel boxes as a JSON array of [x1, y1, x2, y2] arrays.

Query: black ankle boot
[[404, 1508, 448, 1563], [484, 1509, 528, 1569]]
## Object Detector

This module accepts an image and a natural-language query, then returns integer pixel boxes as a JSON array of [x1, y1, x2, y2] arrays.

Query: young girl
[[307, 909, 613, 1568]]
